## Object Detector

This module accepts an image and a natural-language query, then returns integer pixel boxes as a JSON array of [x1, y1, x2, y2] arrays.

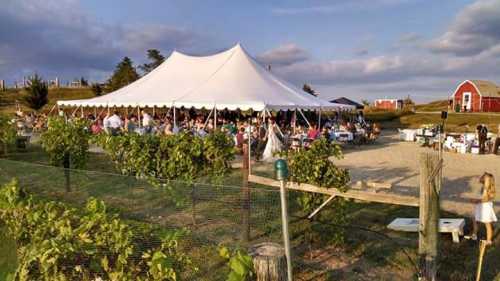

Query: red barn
[[374, 99, 403, 110], [452, 80, 500, 112]]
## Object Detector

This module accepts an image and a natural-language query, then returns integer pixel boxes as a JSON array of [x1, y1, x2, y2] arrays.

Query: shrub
[[0, 114, 16, 154], [41, 116, 91, 169], [0, 180, 194, 281], [280, 138, 350, 245]]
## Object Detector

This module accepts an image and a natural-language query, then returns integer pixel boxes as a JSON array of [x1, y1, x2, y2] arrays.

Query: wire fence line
[[0, 158, 423, 280]]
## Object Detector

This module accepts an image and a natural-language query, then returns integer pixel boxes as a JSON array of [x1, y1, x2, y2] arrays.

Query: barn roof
[[469, 80, 500, 98], [330, 97, 364, 109]]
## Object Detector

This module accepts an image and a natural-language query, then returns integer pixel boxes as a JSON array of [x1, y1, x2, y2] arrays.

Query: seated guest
[[126, 115, 138, 133], [164, 122, 174, 135], [307, 124, 320, 140], [90, 119, 103, 135], [103, 111, 122, 136]]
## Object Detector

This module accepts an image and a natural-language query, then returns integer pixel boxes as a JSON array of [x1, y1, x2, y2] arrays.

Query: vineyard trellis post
[[242, 142, 250, 242], [419, 152, 441, 281], [275, 159, 293, 281]]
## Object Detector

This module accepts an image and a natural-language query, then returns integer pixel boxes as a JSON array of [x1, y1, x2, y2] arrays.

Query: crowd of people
[[10, 107, 380, 162]]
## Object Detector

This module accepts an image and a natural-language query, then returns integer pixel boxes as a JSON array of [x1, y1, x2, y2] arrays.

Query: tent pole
[[262, 109, 266, 127], [71, 105, 80, 116], [137, 106, 141, 128], [318, 108, 322, 129], [94, 107, 97, 117], [298, 108, 311, 128], [153, 106, 156, 117], [80, 106, 84, 118], [293, 109, 297, 135], [202, 107, 214, 130], [125, 107, 129, 116], [248, 119, 252, 174], [107, 105, 110, 115], [173, 106, 177, 128], [47, 104, 57, 116], [214, 106, 217, 130]]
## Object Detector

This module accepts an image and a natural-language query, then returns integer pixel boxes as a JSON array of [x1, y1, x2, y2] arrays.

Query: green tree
[[140, 49, 165, 74], [24, 74, 48, 110], [91, 83, 103, 96], [302, 83, 317, 96], [361, 99, 371, 107], [106, 57, 140, 93], [80, 76, 89, 87]]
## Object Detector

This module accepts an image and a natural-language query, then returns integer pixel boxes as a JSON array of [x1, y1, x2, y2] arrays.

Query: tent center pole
[[173, 106, 177, 128], [214, 106, 217, 130], [293, 109, 297, 135], [298, 108, 311, 128], [318, 108, 321, 128], [137, 106, 141, 128]]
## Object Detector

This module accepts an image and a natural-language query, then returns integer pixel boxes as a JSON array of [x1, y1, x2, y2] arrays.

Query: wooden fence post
[[242, 143, 250, 242], [419, 152, 440, 281]]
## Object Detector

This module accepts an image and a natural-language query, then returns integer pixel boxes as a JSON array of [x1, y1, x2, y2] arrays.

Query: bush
[[0, 114, 16, 154], [95, 131, 235, 184], [280, 138, 350, 245], [41, 117, 91, 169], [0, 179, 194, 281]]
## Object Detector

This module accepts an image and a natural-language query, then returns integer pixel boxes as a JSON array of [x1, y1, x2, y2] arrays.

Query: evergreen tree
[[139, 49, 165, 74], [106, 57, 139, 93], [80, 77, 89, 87], [302, 83, 317, 96], [91, 83, 103, 96], [24, 74, 48, 110]]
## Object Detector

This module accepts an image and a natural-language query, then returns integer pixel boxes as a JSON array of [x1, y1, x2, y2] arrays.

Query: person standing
[[141, 110, 153, 134], [466, 173, 497, 245], [493, 124, 500, 155], [477, 124, 488, 154]]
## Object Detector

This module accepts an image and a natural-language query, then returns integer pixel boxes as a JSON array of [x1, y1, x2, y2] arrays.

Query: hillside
[[0, 88, 95, 114], [414, 100, 449, 112]]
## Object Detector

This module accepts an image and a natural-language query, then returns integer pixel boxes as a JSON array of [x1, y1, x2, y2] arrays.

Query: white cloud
[[256, 44, 310, 66], [0, 0, 200, 82], [271, 0, 414, 15], [427, 0, 500, 56]]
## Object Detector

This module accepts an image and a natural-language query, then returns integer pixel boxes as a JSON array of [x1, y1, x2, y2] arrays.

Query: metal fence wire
[[0, 158, 442, 281]]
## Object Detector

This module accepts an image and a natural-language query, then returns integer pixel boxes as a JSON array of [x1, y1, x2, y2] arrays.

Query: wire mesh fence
[[3, 155, 496, 280]]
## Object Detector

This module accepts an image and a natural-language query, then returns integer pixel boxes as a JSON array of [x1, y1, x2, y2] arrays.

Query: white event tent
[[57, 44, 353, 114]]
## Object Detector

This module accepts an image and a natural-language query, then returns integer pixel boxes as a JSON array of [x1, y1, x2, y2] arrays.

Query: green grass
[[1, 147, 499, 280], [0, 87, 94, 114], [415, 100, 449, 112]]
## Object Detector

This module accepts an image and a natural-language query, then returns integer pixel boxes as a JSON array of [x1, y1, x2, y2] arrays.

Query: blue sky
[[2, 0, 500, 102]]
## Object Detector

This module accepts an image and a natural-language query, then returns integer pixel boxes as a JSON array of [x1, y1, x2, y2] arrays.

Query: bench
[[387, 218, 465, 243]]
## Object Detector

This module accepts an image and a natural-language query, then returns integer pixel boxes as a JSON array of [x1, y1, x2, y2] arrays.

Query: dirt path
[[336, 131, 500, 214]]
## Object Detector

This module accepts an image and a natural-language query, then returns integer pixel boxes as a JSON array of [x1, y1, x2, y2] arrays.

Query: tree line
[[20, 49, 165, 110]]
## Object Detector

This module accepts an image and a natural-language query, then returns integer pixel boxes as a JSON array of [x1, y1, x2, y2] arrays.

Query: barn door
[[462, 92, 471, 111]]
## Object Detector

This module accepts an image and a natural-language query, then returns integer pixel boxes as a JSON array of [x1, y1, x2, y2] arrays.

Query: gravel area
[[336, 130, 500, 213]]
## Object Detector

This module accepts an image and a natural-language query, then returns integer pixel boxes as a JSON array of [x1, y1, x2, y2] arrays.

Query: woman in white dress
[[262, 120, 283, 163], [466, 172, 497, 245]]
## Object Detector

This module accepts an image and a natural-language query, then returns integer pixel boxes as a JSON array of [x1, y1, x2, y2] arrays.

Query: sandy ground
[[336, 131, 500, 211]]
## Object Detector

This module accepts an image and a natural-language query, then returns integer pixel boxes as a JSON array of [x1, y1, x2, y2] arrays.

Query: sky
[[1, 0, 500, 102]]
